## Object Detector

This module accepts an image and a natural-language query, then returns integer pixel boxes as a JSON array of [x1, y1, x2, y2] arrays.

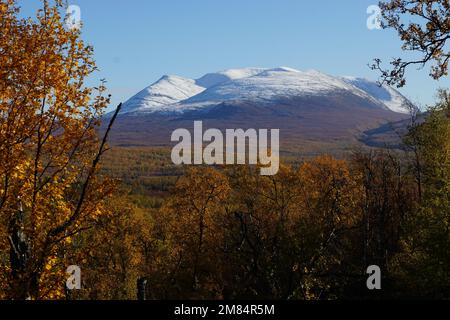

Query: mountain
[[341, 77, 413, 114], [120, 75, 205, 114], [120, 68, 268, 114], [120, 67, 412, 115], [109, 67, 413, 153]]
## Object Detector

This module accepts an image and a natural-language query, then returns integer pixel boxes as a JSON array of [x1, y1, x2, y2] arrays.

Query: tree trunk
[[8, 202, 32, 300], [137, 278, 147, 301]]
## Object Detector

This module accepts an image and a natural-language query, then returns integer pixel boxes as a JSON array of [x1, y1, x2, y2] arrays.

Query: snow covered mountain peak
[[183, 67, 375, 108], [195, 67, 268, 88], [121, 75, 205, 114], [120, 67, 413, 115]]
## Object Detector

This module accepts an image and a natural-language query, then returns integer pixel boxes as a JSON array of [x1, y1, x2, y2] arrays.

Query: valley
[[101, 67, 414, 206]]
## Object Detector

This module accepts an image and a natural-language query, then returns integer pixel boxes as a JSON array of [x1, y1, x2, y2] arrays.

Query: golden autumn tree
[[67, 195, 155, 300], [0, 0, 120, 299], [372, 0, 450, 87], [159, 167, 231, 299], [152, 161, 364, 300]]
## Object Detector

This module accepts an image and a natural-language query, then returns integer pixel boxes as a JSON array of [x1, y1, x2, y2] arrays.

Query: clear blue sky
[[20, 0, 448, 111]]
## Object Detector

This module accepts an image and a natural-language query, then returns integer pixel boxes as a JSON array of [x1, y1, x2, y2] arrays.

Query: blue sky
[[20, 0, 448, 111]]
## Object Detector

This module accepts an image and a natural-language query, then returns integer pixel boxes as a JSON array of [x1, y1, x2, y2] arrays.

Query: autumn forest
[[0, 0, 449, 301]]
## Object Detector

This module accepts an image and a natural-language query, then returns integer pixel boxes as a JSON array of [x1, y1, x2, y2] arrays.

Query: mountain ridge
[[119, 67, 413, 115], [105, 67, 414, 152]]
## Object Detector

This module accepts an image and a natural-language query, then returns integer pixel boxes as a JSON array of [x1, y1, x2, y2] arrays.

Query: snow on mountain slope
[[120, 67, 413, 115], [341, 77, 412, 114], [121, 75, 205, 113], [196, 67, 267, 88], [184, 67, 380, 107]]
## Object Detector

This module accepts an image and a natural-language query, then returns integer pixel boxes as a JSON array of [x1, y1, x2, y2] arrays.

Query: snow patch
[[341, 77, 413, 114], [196, 67, 267, 88]]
